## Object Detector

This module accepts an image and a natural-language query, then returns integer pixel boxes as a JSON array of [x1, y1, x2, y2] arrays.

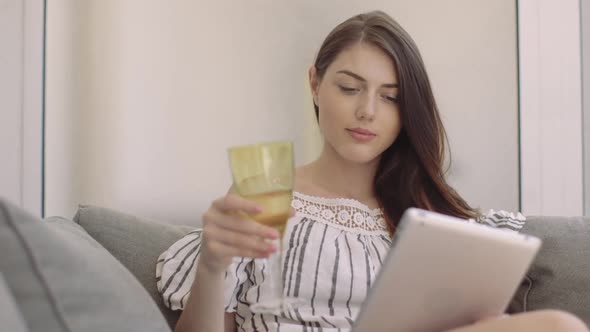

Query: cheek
[[383, 110, 403, 142], [317, 90, 351, 128], [317, 106, 339, 137], [392, 110, 402, 131]]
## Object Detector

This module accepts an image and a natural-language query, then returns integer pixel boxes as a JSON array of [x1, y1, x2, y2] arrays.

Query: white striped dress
[[156, 192, 526, 332]]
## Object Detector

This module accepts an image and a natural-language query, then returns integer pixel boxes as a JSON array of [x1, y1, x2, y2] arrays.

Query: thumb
[[475, 313, 509, 324]]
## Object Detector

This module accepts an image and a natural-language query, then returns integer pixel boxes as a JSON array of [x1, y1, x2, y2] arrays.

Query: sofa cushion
[[509, 215, 590, 324], [73, 205, 192, 329], [0, 198, 171, 332], [0, 274, 29, 332]]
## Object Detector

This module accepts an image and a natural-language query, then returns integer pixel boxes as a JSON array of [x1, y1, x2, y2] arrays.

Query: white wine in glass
[[242, 190, 292, 234], [227, 140, 299, 314]]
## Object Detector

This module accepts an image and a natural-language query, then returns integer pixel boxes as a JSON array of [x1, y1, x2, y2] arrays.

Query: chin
[[336, 145, 383, 165]]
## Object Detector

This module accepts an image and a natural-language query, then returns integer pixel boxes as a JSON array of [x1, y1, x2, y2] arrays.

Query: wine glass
[[227, 140, 299, 314]]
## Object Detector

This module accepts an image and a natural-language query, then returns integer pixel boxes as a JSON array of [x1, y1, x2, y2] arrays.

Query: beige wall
[[519, 0, 584, 216], [583, 0, 590, 216], [46, 0, 519, 224], [1, 0, 44, 216], [0, 0, 23, 205]]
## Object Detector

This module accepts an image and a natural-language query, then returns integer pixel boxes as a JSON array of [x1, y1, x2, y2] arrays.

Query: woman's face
[[310, 42, 402, 165]]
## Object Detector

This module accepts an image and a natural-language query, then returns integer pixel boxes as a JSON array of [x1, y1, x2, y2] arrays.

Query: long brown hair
[[312, 11, 479, 232]]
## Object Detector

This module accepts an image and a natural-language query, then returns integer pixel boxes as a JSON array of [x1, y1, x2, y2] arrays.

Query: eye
[[338, 85, 359, 94], [383, 95, 398, 103]]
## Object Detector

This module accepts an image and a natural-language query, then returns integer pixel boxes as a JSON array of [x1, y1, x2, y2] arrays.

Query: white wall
[[46, 0, 520, 224], [0, 0, 23, 206], [0, 0, 44, 216], [583, 0, 590, 216], [519, 0, 584, 217]]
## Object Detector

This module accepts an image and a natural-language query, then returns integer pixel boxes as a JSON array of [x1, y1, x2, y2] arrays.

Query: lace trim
[[291, 191, 389, 234]]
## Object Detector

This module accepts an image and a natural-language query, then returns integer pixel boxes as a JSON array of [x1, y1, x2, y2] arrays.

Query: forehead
[[325, 42, 398, 83]]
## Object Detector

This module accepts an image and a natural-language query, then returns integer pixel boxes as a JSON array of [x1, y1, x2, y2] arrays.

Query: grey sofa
[[1, 197, 589, 331]]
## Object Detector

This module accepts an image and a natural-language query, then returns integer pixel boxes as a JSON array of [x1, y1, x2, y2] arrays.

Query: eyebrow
[[336, 70, 399, 88]]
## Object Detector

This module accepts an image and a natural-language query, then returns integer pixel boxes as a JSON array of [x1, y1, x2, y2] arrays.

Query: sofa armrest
[[0, 274, 30, 332], [509, 215, 590, 325], [73, 205, 193, 329]]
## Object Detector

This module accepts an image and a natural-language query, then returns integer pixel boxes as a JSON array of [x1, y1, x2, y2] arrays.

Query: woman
[[157, 11, 588, 332]]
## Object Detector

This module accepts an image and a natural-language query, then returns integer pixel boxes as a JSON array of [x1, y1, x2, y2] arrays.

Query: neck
[[306, 144, 380, 204]]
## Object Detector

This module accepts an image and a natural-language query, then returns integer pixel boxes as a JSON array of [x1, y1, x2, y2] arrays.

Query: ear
[[308, 65, 319, 106]]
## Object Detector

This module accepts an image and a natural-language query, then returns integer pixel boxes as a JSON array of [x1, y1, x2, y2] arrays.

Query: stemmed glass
[[228, 140, 299, 314]]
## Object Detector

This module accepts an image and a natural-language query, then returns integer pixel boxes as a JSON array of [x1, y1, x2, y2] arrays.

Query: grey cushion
[[509, 216, 590, 324], [0, 274, 29, 332], [73, 205, 192, 329], [0, 198, 171, 332]]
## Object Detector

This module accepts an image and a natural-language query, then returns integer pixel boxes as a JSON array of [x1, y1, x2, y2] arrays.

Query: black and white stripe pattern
[[156, 193, 526, 332], [472, 209, 527, 232]]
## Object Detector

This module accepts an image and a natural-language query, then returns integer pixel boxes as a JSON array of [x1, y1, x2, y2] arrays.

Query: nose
[[355, 92, 376, 121]]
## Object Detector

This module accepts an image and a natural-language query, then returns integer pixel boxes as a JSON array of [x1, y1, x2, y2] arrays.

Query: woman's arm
[[446, 310, 588, 332], [171, 193, 279, 332], [224, 313, 237, 332], [174, 261, 235, 332]]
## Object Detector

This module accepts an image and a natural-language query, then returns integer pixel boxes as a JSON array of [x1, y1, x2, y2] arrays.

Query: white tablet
[[353, 208, 541, 332]]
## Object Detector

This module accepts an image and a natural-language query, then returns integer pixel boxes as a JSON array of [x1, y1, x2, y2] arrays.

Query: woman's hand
[[474, 313, 510, 323], [199, 193, 281, 274]]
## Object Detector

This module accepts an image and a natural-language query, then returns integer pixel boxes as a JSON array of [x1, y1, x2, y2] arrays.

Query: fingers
[[203, 208, 279, 239], [207, 241, 271, 260], [212, 193, 263, 215], [203, 224, 277, 259], [200, 192, 294, 271], [212, 192, 296, 220], [200, 193, 283, 268], [475, 314, 510, 324]]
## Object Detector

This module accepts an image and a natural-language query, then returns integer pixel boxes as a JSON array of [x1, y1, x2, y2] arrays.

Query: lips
[[347, 128, 376, 136], [346, 128, 377, 142]]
